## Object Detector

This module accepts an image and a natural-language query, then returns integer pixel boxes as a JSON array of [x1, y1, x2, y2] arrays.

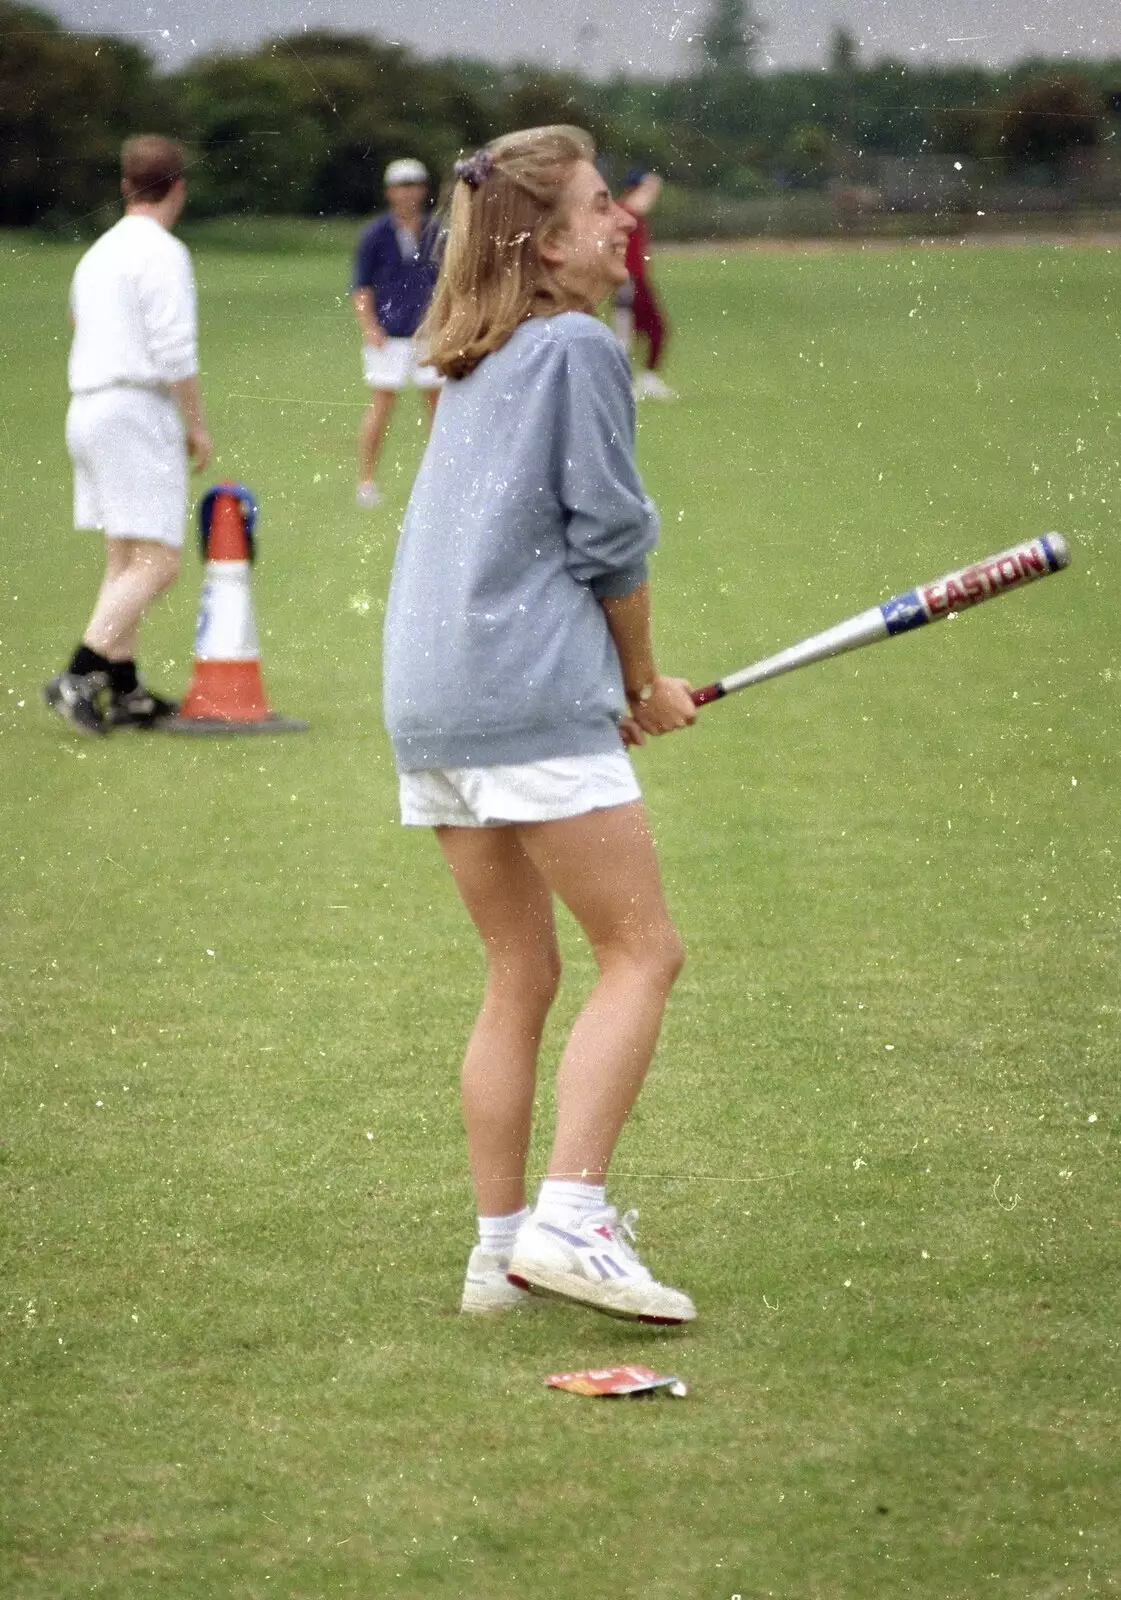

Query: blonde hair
[[421, 125, 596, 380]]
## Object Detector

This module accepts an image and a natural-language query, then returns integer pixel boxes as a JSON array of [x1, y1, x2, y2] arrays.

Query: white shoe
[[635, 371, 676, 401], [460, 1246, 540, 1314], [356, 481, 382, 509], [507, 1207, 696, 1325]]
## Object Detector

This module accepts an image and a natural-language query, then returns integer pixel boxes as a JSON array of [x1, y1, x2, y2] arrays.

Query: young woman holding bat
[[381, 126, 698, 1324]]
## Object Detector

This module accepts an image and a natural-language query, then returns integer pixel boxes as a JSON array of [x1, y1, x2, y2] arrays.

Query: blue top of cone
[[200, 483, 258, 562]]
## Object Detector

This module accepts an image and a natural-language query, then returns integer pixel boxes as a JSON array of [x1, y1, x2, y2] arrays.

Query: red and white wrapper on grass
[[545, 1365, 688, 1398]]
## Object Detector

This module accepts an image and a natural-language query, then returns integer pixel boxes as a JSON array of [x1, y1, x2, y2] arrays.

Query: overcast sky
[[42, 0, 1121, 76]]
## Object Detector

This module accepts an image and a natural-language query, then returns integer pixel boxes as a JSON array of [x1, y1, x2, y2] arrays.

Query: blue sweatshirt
[[383, 312, 660, 772]]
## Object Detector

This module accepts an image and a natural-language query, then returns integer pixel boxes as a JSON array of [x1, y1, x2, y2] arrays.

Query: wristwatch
[[627, 681, 655, 703]]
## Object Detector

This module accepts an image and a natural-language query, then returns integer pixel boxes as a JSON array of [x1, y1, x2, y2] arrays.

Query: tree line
[[2, 0, 1119, 227]]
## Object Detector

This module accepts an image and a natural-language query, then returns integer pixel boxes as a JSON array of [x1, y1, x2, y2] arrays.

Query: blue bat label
[[880, 589, 928, 635]]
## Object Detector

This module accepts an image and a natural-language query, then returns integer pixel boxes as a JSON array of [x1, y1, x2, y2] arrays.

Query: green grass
[[1, 230, 1120, 1598]]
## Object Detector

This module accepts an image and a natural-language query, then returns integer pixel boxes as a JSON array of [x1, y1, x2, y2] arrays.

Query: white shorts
[[399, 752, 641, 828], [66, 387, 187, 547], [362, 337, 442, 392]]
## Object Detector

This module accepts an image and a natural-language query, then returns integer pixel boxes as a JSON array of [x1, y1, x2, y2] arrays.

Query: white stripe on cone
[[193, 561, 260, 662]]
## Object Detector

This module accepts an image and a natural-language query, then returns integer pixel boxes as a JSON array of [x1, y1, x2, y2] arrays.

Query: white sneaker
[[635, 371, 677, 401], [460, 1247, 540, 1314], [507, 1207, 696, 1325], [356, 481, 382, 509]]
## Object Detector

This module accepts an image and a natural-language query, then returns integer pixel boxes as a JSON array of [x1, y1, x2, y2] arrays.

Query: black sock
[[68, 644, 113, 678], [108, 659, 139, 696]]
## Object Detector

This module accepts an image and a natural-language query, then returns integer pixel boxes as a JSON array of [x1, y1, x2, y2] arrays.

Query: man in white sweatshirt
[[44, 135, 212, 736]]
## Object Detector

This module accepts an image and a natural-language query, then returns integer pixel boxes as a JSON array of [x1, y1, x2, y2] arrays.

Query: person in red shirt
[[614, 168, 675, 400]]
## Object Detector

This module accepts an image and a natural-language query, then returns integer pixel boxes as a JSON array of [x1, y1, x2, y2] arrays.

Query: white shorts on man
[[362, 337, 441, 392], [66, 386, 187, 548]]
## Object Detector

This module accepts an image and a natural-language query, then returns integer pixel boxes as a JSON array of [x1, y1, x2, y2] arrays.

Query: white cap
[[384, 158, 428, 187]]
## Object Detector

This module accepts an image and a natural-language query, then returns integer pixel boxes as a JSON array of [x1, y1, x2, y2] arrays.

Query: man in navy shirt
[[352, 157, 442, 508]]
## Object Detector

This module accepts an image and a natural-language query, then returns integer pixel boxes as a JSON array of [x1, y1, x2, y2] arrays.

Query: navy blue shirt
[[351, 213, 440, 338]]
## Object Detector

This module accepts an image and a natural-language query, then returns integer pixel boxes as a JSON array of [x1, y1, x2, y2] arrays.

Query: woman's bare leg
[[437, 826, 562, 1217], [514, 800, 683, 1185], [358, 388, 396, 486]]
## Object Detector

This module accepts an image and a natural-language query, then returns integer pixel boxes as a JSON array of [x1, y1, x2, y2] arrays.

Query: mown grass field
[[1, 229, 1119, 1599]]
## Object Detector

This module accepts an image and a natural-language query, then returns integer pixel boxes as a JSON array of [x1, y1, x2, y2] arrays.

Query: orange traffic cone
[[167, 484, 308, 735]]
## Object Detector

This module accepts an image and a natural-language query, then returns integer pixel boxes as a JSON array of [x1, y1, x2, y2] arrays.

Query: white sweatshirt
[[68, 214, 198, 395]]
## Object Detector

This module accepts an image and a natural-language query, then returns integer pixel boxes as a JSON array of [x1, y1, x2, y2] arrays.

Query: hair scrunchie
[[454, 149, 495, 189]]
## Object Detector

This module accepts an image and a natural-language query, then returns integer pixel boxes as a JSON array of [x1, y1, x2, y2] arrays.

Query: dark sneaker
[[43, 671, 110, 737], [108, 684, 179, 728]]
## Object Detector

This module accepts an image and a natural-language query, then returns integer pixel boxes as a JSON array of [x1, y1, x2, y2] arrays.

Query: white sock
[[477, 1206, 530, 1256], [534, 1179, 607, 1226]]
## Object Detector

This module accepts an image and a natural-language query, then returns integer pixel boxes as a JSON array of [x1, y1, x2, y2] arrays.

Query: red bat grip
[[691, 683, 723, 706]]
